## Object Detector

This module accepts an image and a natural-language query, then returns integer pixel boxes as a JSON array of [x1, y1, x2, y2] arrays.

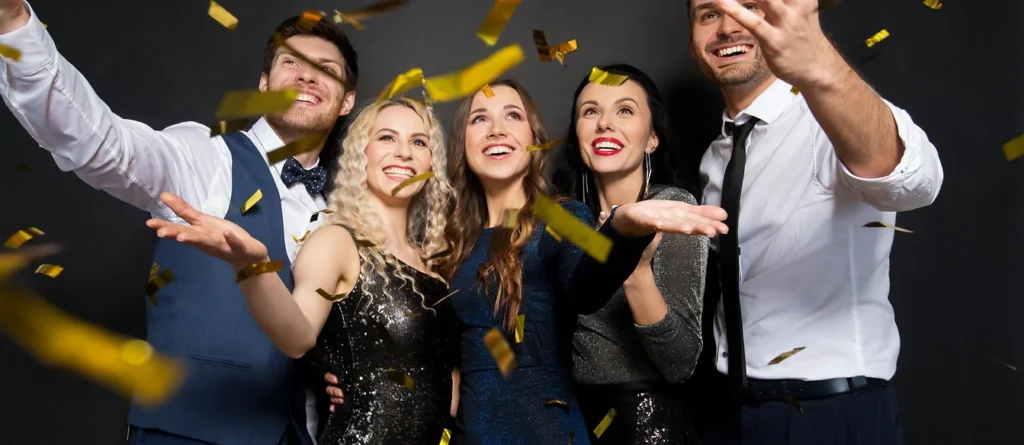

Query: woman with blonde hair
[[146, 97, 460, 444]]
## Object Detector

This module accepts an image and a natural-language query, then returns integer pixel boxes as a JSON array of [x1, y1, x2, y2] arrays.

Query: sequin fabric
[[577, 388, 699, 444], [315, 253, 457, 445]]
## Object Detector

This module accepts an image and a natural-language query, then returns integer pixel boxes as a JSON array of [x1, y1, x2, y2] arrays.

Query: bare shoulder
[[647, 186, 699, 206], [293, 224, 361, 274]]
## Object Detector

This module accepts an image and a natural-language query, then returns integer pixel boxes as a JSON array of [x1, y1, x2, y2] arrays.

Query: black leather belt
[[745, 376, 887, 402]]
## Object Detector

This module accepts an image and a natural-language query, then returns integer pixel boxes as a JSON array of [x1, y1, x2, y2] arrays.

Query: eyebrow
[[579, 97, 640, 108], [278, 50, 343, 68], [469, 104, 525, 115], [692, 1, 716, 17]]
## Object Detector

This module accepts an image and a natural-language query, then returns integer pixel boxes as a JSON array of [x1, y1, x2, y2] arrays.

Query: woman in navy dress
[[437, 79, 730, 445]]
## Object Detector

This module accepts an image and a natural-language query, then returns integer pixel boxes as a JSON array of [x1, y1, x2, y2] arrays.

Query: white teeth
[[595, 141, 623, 150], [296, 93, 319, 104], [383, 167, 414, 178], [484, 145, 513, 156], [715, 45, 750, 57]]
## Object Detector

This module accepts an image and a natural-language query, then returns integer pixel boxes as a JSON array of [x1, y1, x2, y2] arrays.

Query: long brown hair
[[437, 79, 553, 331]]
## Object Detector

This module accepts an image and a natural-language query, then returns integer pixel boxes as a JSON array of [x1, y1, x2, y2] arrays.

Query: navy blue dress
[[450, 200, 655, 445]]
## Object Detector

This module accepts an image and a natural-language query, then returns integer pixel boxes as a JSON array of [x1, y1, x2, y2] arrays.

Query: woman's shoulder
[[646, 185, 699, 205]]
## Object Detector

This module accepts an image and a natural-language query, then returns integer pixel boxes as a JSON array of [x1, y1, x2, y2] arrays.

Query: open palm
[[146, 192, 269, 270]]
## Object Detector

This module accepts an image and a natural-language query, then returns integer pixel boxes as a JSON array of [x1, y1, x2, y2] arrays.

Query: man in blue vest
[[0, 1, 358, 444]]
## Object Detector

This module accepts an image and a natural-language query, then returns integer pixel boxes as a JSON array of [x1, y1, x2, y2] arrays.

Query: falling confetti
[[1002, 133, 1024, 161], [391, 172, 435, 197], [317, 288, 349, 302], [207, 1, 238, 30], [923, 0, 943, 9], [145, 263, 174, 307], [863, 221, 913, 233], [545, 225, 563, 242], [430, 289, 459, 308], [423, 44, 525, 103], [439, 428, 452, 445], [588, 67, 629, 86], [514, 314, 525, 343], [526, 138, 565, 152], [235, 260, 285, 283], [33, 264, 63, 278], [297, 9, 324, 30], [481, 84, 495, 98], [209, 119, 248, 137], [377, 68, 426, 102], [0, 43, 22, 61], [476, 0, 522, 46], [593, 408, 617, 438], [783, 394, 805, 415], [987, 355, 1018, 372], [215, 89, 299, 120], [386, 368, 415, 389], [266, 134, 327, 165], [865, 29, 890, 48], [4, 227, 44, 249], [543, 399, 569, 409], [532, 30, 578, 66], [532, 195, 612, 263], [292, 231, 311, 243], [483, 327, 516, 378], [332, 0, 407, 30], [767, 346, 806, 365], [0, 244, 60, 282], [790, 86, 800, 95], [242, 189, 263, 214], [501, 209, 520, 228]]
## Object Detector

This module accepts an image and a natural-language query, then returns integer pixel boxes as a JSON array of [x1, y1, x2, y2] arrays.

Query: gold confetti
[[208, 1, 238, 31], [1002, 133, 1024, 161], [986, 355, 1018, 371], [431, 289, 459, 308], [532, 30, 578, 66], [593, 408, 617, 438], [242, 189, 262, 214], [767, 346, 806, 365], [42, 23, 47, 28], [376, 68, 426, 102], [386, 368, 415, 389], [317, 288, 349, 302], [532, 195, 612, 263], [235, 260, 285, 283], [145, 264, 174, 306], [209, 119, 248, 137], [332, 0, 407, 30], [526, 138, 565, 152], [298, 9, 325, 30], [292, 231, 311, 243], [4, 227, 45, 249], [790, 86, 800, 95], [34, 264, 63, 278], [543, 399, 569, 408], [501, 209, 520, 228], [17, 162, 30, 173], [391, 171, 435, 197], [424, 44, 525, 103], [272, 33, 354, 92], [545, 225, 563, 242], [266, 134, 327, 165], [439, 428, 452, 445], [0, 43, 22, 62], [481, 84, 496, 98], [865, 29, 890, 48], [476, 0, 522, 46], [783, 394, 805, 415], [403, 312, 423, 318], [514, 314, 525, 343], [923, 0, 943, 9], [483, 327, 516, 378], [863, 221, 913, 233], [215, 89, 298, 120], [0, 244, 60, 282], [588, 67, 628, 86]]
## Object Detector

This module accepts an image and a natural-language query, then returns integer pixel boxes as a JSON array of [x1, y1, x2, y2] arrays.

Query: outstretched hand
[[714, 0, 842, 88], [146, 192, 269, 271], [611, 200, 729, 238]]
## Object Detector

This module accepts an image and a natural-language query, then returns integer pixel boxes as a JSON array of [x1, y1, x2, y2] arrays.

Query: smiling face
[[364, 105, 433, 204], [259, 35, 356, 137], [689, 1, 771, 86], [575, 79, 658, 178], [463, 85, 536, 186]]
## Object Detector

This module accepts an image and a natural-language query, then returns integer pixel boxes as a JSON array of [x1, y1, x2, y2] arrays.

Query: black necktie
[[280, 157, 327, 197], [719, 117, 759, 396]]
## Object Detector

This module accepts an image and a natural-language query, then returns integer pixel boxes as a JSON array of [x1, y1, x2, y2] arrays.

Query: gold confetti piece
[[209, 119, 248, 137], [514, 314, 525, 343], [34, 264, 63, 278], [545, 225, 563, 242], [0, 43, 22, 61], [476, 0, 522, 46], [266, 134, 327, 165], [292, 231, 311, 243], [532, 195, 612, 263], [423, 44, 525, 103], [863, 221, 913, 233], [403, 312, 423, 318], [4, 227, 45, 249], [208, 1, 238, 31], [386, 368, 415, 389], [783, 394, 805, 415], [790, 86, 800, 95], [215, 89, 298, 120], [271, 33, 354, 92], [439, 428, 452, 445], [923, 0, 943, 9], [767, 346, 806, 365], [145, 264, 174, 306], [532, 30, 578, 66], [865, 29, 890, 48], [332, 0, 407, 30], [543, 399, 568, 409], [1002, 133, 1024, 161], [391, 171, 435, 197], [987, 355, 1018, 372], [483, 327, 516, 378], [501, 209, 520, 228], [526, 138, 565, 152], [17, 162, 30, 173], [593, 408, 617, 438], [431, 289, 459, 308], [298, 9, 325, 30], [481, 84, 495, 98], [235, 260, 285, 283], [0, 244, 60, 282], [0, 283, 185, 405], [588, 67, 628, 86], [42, 23, 47, 28], [316, 288, 349, 302], [376, 68, 426, 102], [242, 189, 262, 214]]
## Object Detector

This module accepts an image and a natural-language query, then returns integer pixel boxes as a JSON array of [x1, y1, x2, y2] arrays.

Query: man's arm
[[0, 1, 224, 219]]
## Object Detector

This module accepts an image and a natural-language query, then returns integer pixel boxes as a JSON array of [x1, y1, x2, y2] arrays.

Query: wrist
[[796, 46, 849, 93], [623, 267, 654, 290], [608, 204, 644, 238], [233, 255, 273, 280]]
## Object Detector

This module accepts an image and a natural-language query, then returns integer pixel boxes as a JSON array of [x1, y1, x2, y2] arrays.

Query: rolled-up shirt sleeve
[[824, 100, 944, 212]]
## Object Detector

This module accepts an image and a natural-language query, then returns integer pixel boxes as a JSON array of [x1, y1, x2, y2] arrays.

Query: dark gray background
[[0, 0, 1020, 443]]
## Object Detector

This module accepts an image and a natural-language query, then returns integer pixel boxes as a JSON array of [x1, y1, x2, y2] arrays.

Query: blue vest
[[129, 132, 308, 445]]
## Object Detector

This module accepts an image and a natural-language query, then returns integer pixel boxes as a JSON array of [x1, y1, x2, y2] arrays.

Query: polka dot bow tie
[[280, 157, 327, 197]]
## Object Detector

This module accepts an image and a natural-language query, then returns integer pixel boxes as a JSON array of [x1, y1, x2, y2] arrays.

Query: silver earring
[[581, 170, 590, 205], [643, 152, 652, 198]]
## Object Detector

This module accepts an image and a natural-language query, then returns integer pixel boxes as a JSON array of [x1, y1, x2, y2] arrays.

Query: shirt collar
[[248, 117, 321, 169], [719, 78, 797, 137]]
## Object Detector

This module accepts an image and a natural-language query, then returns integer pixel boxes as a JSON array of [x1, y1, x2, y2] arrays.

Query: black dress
[[315, 248, 458, 445]]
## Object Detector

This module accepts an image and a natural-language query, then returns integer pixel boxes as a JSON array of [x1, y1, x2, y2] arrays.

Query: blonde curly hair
[[323, 97, 453, 310]]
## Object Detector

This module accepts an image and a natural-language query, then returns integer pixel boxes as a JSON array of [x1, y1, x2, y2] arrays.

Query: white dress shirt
[[700, 78, 943, 382], [0, 3, 325, 441]]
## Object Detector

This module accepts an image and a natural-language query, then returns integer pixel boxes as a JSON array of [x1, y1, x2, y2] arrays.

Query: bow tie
[[280, 157, 327, 197]]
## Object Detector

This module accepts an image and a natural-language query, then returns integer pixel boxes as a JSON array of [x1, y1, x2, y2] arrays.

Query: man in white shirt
[[685, 1, 943, 444], [0, 1, 357, 444]]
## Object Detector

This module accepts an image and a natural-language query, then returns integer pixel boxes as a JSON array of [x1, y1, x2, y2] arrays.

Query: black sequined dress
[[315, 255, 457, 445]]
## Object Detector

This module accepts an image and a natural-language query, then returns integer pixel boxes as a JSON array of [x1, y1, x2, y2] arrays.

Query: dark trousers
[[126, 426, 302, 445], [696, 382, 904, 445]]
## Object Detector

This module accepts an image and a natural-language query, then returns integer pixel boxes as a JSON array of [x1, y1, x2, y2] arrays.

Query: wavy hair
[[437, 79, 555, 331], [323, 97, 454, 311]]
